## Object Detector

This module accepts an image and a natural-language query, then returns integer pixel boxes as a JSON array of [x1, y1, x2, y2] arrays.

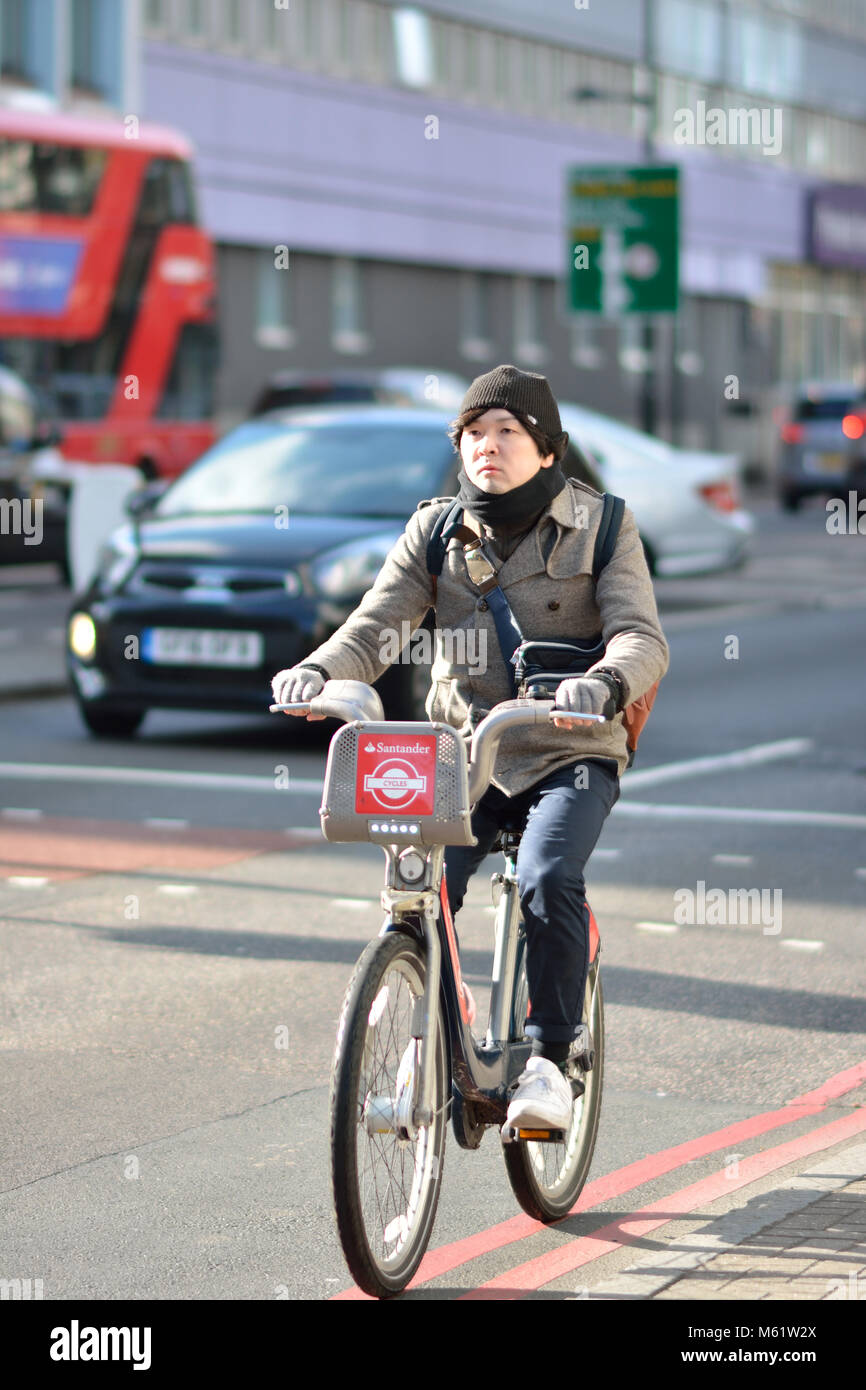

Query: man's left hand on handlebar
[[552, 676, 616, 729]]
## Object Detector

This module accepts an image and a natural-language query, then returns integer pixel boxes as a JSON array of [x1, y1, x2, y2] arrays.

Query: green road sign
[[567, 165, 679, 315]]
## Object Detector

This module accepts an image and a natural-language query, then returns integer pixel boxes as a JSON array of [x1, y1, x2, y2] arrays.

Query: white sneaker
[[505, 1056, 574, 1132]]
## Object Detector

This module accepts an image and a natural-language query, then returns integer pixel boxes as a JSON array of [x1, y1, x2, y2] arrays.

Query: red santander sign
[[355, 734, 437, 816]]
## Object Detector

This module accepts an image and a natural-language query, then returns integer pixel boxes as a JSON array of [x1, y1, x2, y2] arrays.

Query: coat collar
[[497, 481, 600, 583], [456, 481, 602, 587]]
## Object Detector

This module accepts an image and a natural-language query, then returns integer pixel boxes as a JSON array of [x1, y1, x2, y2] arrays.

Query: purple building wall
[[143, 42, 809, 296]]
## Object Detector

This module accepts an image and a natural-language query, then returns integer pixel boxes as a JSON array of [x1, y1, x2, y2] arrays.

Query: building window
[[223, 0, 244, 46], [335, 0, 353, 68], [332, 257, 369, 353], [256, 248, 294, 349], [259, 0, 282, 55], [144, 0, 166, 28], [392, 5, 433, 89], [71, 0, 100, 91], [184, 0, 207, 39], [460, 271, 493, 361], [1, 0, 32, 82], [513, 276, 547, 366], [493, 34, 509, 102], [300, 0, 320, 63], [618, 315, 651, 374], [570, 317, 603, 370], [521, 42, 536, 109], [359, 2, 389, 84]]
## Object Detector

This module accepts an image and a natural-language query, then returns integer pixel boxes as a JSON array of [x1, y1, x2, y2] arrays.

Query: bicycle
[[270, 679, 606, 1299]]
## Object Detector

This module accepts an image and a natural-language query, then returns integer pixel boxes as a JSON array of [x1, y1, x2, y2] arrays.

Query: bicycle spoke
[[352, 958, 435, 1267]]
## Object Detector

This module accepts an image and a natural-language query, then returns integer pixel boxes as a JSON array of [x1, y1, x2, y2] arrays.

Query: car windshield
[[794, 395, 857, 420], [156, 419, 453, 517]]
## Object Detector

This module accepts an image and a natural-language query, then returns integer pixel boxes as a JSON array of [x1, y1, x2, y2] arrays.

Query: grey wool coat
[[302, 478, 670, 795]]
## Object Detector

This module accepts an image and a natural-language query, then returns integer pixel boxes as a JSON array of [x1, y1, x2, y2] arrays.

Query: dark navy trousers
[[444, 758, 620, 1043]]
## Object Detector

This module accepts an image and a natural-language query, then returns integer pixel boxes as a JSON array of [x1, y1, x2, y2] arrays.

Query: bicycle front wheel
[[330, 930, 448, 1297], [503, 955, 604, 1222]]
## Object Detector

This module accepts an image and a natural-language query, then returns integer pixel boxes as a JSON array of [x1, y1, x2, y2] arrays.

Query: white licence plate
[[804, 451, 845, 475], [141, 628, 264, 668]]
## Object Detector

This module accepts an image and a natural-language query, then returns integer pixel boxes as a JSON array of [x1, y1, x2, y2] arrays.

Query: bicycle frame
[[377, 834, 602, 1133]]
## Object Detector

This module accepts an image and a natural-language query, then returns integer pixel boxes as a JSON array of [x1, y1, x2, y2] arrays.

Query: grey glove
[[271, 664, 327, 706], [554, 676, 616, 720]]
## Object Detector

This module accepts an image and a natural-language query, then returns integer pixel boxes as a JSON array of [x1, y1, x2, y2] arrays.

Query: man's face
[[459, 408, 554, 494]]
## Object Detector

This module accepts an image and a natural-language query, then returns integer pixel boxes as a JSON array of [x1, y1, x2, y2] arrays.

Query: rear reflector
[[780, 423, 804, 444], [698, 480, 739, 513]]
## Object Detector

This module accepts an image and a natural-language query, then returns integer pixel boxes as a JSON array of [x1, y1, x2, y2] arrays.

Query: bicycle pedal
[[500, 1125, 565, 1145]]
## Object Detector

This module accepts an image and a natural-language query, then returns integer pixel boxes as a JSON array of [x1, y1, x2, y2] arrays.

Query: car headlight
[[96, 525, 138, 592], [310, 531, 401, 599], [69, 612, 97, 661]]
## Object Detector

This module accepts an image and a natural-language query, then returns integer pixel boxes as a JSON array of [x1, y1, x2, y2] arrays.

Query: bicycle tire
[[330, 930, 448, 1297], [503, 949, 604, 1223]]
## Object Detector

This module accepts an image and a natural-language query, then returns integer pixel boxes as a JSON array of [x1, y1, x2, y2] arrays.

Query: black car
[[66, 404, 602, 736]]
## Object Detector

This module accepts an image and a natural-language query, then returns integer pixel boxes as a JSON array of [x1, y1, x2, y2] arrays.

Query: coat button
[[477, 598, 488, 611], [548, 599, 560, 610]]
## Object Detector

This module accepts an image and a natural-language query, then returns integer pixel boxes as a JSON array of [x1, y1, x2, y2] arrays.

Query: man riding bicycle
[[272, 365, 669, 1134]]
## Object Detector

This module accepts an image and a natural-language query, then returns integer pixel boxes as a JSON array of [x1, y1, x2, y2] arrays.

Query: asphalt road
[[1, 497, 865, 1300]]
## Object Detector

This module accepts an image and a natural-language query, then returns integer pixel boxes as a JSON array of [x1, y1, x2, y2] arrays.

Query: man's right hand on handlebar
[[270, 665, 328, 720]]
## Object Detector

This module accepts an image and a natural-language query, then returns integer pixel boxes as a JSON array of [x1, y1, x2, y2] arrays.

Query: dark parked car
[[67, 404, 603, 737], [248, 368, 469, 417], [776, 381, 866, 510]]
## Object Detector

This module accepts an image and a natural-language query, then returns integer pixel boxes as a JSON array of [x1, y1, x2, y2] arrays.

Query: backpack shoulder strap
[[592, 493, 625, 584], [425, 497, 464, 603]]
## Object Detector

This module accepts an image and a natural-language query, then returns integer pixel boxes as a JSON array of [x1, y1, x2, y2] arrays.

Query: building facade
[[4, 0, 866, 460]]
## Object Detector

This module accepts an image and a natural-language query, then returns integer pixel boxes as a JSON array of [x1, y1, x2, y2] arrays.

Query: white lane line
[[592, 848, 621, 859], [856, 868, 866, 880], [144, 817, 189, 830], [779, 939, 824, 952], [157, 883, 198, 895], [2, 807, 44, 820], [0, 762, 323, 795], [712, 854, 754, 865], [634, 921, 679, 934], [284, 827, 323, 839], [624, 739, 812, 790], [331, 898, 373, 910], [6, 876, 48, 888], [615, 802, 866, 830]]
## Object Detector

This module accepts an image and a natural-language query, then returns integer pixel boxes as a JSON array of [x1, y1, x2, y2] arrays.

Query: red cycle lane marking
[[331, 1058, 866, 1300], [462, 1106, 866, 1300]]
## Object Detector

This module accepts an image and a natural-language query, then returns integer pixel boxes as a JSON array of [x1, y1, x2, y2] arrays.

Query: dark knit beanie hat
[[457, 364, 568, 460]]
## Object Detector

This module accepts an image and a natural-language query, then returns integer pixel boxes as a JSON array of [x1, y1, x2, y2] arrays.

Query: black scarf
[[457, 461, 567, 528]]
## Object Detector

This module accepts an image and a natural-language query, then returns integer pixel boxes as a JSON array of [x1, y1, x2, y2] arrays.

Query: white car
[[560, 402, 754, 577]]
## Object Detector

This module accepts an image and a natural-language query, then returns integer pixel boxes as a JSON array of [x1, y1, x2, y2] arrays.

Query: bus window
[[156, 323, 217, 420], [138, 157, 196, 227], [0, 139, 106, 214]]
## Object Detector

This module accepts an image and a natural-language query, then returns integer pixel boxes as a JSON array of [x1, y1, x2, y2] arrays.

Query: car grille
[[133, 564, 286, 594]]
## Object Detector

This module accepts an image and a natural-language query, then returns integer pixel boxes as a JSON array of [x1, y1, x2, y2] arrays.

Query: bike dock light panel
[[319, 721, 476, 846]]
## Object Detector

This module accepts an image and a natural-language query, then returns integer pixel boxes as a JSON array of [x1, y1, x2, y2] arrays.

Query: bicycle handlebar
[[270, 679, 605, 807], [270, 679, 385, 724]]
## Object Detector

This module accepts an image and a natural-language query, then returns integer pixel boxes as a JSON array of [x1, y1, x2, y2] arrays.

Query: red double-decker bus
[[0, 108, 217, 481]]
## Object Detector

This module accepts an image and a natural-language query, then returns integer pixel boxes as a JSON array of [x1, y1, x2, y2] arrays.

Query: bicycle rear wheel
[[503, 949, 604, 1222], [330, 930, 447, 1297]]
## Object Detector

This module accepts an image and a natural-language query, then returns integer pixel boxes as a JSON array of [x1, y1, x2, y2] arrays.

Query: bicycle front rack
[[319, 720, 476, 847]]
